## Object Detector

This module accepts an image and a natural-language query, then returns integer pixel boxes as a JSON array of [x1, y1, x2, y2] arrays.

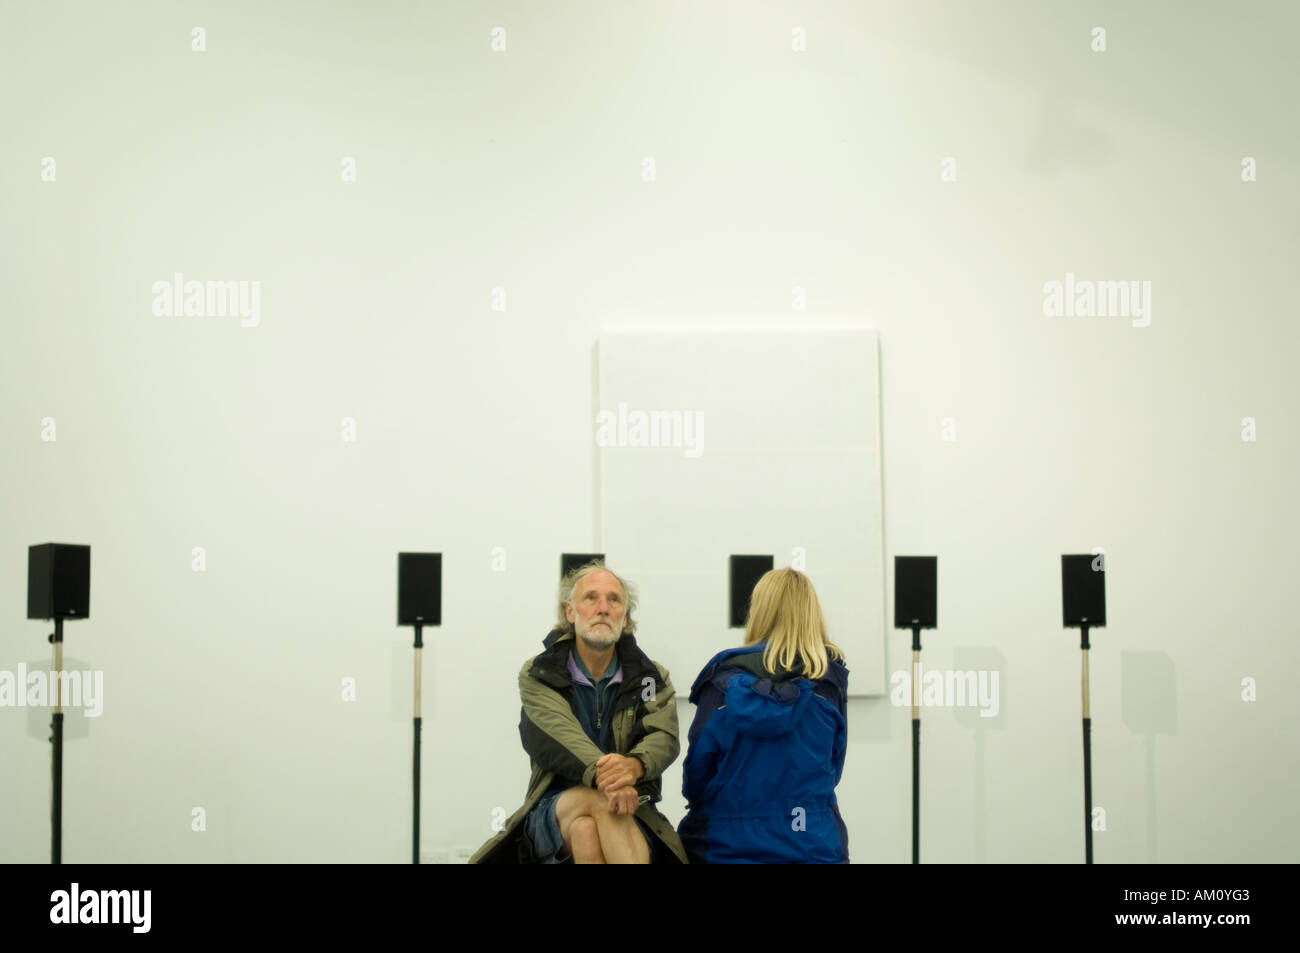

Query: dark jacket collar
[[530, 628, 664, 702], [691, 643, 849, 710]]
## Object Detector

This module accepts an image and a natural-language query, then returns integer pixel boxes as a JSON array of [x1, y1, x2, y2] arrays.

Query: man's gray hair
[[555, 560, 638, 636]]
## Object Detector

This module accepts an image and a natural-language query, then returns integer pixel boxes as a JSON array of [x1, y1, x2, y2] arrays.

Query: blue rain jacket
[[677, 643, 849, 863]]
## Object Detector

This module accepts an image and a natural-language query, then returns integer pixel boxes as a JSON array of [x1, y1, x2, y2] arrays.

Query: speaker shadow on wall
[[1120, 650, 1176, 863], [951, 647, 1007, 864], [22, 655, 96, 742]]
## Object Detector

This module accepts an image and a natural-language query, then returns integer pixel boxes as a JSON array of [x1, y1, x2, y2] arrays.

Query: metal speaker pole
[[894, 556, 937, 865], [398, 552, 441, 864], [28, 543, 91, 866], [1062, 553, 1106, 864]]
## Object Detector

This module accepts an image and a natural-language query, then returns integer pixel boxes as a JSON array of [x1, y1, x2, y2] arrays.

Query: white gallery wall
[[598, 328, 887, 697], [1, 0, 1296, 863]]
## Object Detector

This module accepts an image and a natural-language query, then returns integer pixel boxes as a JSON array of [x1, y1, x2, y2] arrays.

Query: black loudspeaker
[[894, 556, 937, 628], [1062, 554, 1106, 627], [398, 553, 442, 626], [561, 553, 605, 578], [729, 555, 774, 628], [28, 543, 90, 621]]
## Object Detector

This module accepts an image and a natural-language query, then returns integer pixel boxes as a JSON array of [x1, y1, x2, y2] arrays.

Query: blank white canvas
[[596, 328, 885, 697]]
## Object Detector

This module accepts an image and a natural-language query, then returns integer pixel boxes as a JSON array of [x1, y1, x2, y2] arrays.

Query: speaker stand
[[49, 618, 64, 865], [412, 622, 423, 864], [911, 624, 921, 864], [1081, 623, 1093, 864]]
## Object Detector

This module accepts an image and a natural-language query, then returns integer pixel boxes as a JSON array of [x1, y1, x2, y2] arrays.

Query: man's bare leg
[[592, 801, 650, 865], [556, 788, 606, 864], [555, 787, 650, 864], [568, 815, 603, 864]]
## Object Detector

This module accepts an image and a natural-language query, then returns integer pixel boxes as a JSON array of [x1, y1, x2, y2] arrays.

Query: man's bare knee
[[556, 786, 607, 843], [577, 787, 621, 821], [560, 786, 640, 829], [569, 815, 602, 863]]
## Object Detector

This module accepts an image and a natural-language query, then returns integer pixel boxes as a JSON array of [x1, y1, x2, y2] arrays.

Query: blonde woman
[[677, 568, 849, 863]]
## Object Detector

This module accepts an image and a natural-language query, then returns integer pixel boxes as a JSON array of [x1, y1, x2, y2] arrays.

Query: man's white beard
[[580, 622, 618, 649]]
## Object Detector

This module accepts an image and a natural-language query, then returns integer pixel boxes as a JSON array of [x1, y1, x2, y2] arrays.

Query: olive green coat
[[470, 629, 688, 864]]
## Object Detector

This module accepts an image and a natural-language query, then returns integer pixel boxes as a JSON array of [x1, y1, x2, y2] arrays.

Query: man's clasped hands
[[594, 752, 644, 815]]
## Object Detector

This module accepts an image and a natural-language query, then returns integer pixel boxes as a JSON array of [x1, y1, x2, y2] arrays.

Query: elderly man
[[471, 561, 687, 864]]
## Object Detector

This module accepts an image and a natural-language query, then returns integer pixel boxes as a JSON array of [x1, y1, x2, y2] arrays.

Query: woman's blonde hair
[[742, 567, 843, 679]]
